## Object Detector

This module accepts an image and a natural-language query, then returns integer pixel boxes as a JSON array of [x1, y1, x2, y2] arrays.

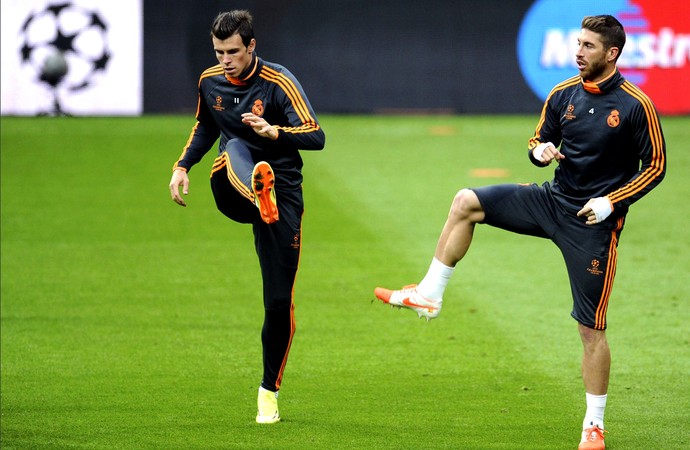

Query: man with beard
[[374, 15, 665, 450]]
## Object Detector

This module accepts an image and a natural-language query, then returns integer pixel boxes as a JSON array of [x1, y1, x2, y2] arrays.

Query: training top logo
[[213, 95, 224, 111], [607, 110, 621, 127], [252, 99, 265, 116], [517, 0, 690, 115]]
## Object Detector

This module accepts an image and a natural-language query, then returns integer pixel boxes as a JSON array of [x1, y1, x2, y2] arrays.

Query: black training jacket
[[528, 69, 666, 217], [173, 54, 325, 186]]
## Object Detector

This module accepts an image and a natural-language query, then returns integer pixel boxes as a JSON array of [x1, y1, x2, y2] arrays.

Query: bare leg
[[373, 189, 486, 316], [579, 323, 610, 395], [434, 189, 486, 267]]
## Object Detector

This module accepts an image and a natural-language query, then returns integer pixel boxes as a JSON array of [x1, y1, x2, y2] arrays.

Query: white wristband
[[590, 197, 613, 223], [533, 142, 554, 163]]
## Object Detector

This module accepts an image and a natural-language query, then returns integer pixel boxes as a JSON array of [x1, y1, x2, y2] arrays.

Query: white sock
[[583, 392, 607, 430], [417, 258, 454, 301], [259, 386, 278, 398]]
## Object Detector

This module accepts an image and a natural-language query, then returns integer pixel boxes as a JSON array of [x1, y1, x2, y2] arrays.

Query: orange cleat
[[374, 284, 442, 321], [252, 161, 279, 224], [579, 425, 606, 449]]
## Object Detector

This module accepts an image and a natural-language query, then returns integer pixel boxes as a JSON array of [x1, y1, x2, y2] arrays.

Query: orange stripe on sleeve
[[173, 122, 201, 171], [608, 82, 665, 205], [259, 67, 315, 124], [529, 76, 579, 148]]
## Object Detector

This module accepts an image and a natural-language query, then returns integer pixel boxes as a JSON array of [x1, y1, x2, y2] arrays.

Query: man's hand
[[241, 113, 278, 140], [577, 197, 613, 225], [533, 141, 565, 164], [169, 169, 189, 207]]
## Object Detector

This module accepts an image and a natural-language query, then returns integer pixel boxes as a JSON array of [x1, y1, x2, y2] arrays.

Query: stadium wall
[[143, 0, 541, 114], [5, 0, 685, 116]]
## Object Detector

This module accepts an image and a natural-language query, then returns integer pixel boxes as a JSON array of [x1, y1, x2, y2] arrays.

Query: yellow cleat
[[256, 386, 280, 424]]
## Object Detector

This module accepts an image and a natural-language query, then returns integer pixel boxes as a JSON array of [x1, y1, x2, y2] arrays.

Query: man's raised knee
[[449, 188, 483, 222]]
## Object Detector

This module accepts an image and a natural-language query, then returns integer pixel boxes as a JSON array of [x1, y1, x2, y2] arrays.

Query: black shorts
[[472, 182, 625, 330]]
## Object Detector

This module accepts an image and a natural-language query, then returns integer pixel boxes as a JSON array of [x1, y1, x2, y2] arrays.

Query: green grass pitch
[[1, 114, 689, 449]]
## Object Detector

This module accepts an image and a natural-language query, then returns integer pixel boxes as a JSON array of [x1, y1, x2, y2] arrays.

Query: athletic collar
[[225, 54, 261, 85], [581, 68, 623, 94]]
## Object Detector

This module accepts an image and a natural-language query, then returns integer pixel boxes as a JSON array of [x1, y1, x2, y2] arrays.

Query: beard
[[580, 57, 608, 82]]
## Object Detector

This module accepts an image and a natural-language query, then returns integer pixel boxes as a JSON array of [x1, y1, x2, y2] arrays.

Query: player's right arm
[[528, 79, 574, 166], [531, 141, 565, 165], [173, 86, 220, 172], [169, 80, 220, 206], [169, 168, 190, 206]]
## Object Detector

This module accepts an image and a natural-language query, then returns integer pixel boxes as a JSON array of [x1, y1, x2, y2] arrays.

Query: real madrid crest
[[252, 99, 264, 116], [607, 109, 620, 128]]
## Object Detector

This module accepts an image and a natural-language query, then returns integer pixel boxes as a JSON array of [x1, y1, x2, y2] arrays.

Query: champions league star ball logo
[[19, 2, 111, 115]]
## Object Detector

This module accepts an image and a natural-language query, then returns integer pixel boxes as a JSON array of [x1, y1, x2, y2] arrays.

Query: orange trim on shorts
[[594, 217, 624, 329]]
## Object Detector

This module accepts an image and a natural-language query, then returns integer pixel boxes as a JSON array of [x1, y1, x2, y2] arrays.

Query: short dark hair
[[581, 15, 626, 60], [211, 10, 254, 47]]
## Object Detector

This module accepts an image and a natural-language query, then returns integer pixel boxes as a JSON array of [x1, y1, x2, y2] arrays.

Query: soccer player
[[169, 10, 325, 424], [375, 15, 665, 449]]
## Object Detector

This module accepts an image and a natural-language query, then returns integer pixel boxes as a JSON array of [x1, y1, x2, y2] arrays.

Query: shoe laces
[[400, 284, 418, 292], [583, 425, 607, 441], [399, 284, 439, 303]]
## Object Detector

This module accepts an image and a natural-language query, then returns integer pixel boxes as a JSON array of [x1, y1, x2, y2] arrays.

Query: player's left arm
[[578, 92, 667, 224], [265, 69, 325, 150], [241, 83, 325, 150], [241, 113, 279, 140]]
